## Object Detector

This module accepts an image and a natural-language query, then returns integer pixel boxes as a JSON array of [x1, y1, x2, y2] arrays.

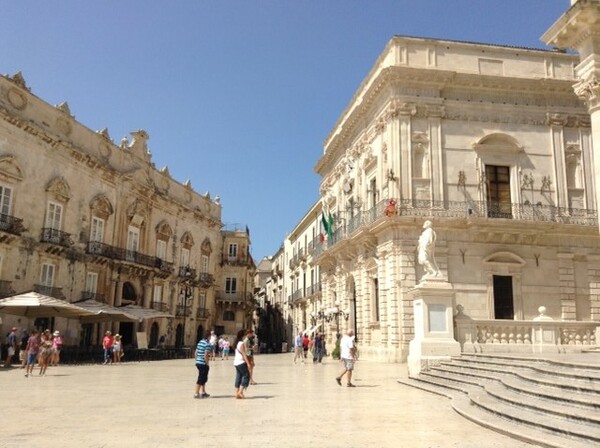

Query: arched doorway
[[119, 281, 138, 346], [175, 324, 183, 348], [149, 322, 159, 348]]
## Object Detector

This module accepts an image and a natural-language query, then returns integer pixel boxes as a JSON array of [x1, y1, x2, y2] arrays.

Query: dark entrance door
[[493, 275, 514, 319]]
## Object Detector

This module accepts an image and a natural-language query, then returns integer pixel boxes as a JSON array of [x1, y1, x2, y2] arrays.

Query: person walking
[[4, 327, 17, 367], [24, 330, 39, 377], [233, 329, 252, 399], [193, 330, 212, 399], [335, 329, 357, 387], [50, 330, 63, 366], [102, 331, 114, 364], [293, 332, 304, 364]]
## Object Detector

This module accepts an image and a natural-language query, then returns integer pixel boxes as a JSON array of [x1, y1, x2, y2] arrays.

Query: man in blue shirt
[[194, 330, 212, 399]]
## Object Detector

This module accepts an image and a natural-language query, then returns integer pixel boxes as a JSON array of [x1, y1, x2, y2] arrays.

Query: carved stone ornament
[[573, 78, 600, 112], [90, 194, 114, 219], [0, 155, 23, 182], [45, 176, 72, 202], [7, 88, 27, 110]]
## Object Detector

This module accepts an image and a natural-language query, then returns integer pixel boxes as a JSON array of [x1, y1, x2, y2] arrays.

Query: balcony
[[80, 291, 106, 302], [196, 308, 210, 319], [33, 284, 65, 299], [152, 301, 170, 312], [0, 213, 25, 237], [197, 272, 215, 288], [175, 304, 191, 317], [214, 291, 251, 305], [86, 241, 172, 275], [325, 199, 598, 250], [0, 280, 15, 299], [40, 228, 72, 249]]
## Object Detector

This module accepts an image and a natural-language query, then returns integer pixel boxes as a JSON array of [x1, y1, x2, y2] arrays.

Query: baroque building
[[311, 35, 598, 362], [0, 71, 247, 348]]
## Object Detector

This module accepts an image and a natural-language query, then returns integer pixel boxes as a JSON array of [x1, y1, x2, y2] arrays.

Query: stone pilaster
[[558, 254, 577, 320]]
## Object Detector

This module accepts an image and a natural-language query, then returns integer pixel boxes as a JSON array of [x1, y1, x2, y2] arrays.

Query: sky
[[1, 1, 570, 261]]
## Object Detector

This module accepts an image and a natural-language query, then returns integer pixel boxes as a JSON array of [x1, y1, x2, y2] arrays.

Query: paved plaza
[[1, 353, 535, 448]]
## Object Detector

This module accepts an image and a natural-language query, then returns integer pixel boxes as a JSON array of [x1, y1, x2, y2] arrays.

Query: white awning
[[120, 304, 174, 321]]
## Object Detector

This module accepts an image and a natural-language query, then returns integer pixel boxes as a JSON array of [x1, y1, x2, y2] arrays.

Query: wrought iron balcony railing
[[80, 291, 106, 302], [325, 199, 598, 250], [196, 308, 210, 319], [152, 301, 170, 312], [197, 272, 215, 288], [87, 241, 173, 273], [0, 214, 25, 235], [33, 284, 65, 299], [40, 228, 72, 247]]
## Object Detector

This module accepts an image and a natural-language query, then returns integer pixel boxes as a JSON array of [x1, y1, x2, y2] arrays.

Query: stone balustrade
[[454, 306, 599, 354]]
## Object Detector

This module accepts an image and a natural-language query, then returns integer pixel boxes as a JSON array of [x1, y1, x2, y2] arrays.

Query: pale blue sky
[[1, 1, 569, 260]]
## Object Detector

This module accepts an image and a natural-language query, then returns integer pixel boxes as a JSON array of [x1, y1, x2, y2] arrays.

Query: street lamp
[[325, 300, 350, 339], [179, 265, 193, 348]]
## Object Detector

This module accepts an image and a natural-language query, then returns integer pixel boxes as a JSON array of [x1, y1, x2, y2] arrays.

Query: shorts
[[342, 358, 354, 371], [196, 363, 209, 385]]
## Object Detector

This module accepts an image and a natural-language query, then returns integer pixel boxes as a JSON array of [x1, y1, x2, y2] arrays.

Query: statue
[[417, 220, 440, 278]]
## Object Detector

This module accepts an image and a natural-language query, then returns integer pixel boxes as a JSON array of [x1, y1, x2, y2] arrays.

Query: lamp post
[[179, 265, 193, 348]]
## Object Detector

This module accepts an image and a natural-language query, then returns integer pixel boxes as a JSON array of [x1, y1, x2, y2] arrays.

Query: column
[[542, 0, 600, 231]]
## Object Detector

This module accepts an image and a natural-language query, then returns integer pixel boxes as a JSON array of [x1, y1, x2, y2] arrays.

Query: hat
[[53, 331, 60, 336]]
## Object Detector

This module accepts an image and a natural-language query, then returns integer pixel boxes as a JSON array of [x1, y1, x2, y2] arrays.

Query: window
[[90, 217, 104, 243], [228, 243, 238, 259], [198, 292, 206, 310], [225, 277, 237, 294], [0, 185, 12, 217], [486, 165, 512, 218], [156, 240, 167, 260], [223, 310, 235, 321], [180, 247, 190, 267], [153, 284, 163, 302], [45, 202, 62, 230], [85, 272, 98, 294], [200, 254, 209, 273], [40, 263, 55, 286], [127, 226, 140, 252]]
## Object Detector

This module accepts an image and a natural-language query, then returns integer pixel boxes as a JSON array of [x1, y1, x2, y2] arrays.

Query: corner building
[[314, 36, 598, 362], [0, 72, 223, 348]]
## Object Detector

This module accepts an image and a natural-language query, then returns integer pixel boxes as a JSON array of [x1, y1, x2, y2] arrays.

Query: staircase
[[398, 353, 600, 448]]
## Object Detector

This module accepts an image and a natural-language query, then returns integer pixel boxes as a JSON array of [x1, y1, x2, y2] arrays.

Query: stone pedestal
[[407, 278, 461, 377]]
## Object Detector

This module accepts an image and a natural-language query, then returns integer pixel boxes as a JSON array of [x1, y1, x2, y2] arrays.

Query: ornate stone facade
[[0, 72, 226, 348], [312, 36, 598, 362]]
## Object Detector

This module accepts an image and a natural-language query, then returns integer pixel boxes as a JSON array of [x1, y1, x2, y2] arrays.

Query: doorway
[[493, 275, 514, 319]]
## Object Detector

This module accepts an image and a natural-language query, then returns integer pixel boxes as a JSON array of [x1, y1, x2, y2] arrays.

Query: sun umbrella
[[75, 299, 139, 323], [0, 291, 97, 319]]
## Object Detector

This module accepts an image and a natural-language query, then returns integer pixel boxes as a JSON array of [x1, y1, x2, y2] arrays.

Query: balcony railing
[[40, 228, 72, 247], [198, 272, 215, 288], [214, 291, 252, 304], [0, 280, 14, 299], [175, 304, 191, 317], [325, 199, 598, 250], [196, 308, 210, 319], [0, 214, 25, 236], [87, 241, 173, 272], [80, 291, 106, 302], [455, 313, 599, 353], [152, 301, 170, 312], [33, 284, 65, 299]]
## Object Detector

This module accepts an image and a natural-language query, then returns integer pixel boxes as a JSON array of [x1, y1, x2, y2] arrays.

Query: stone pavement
[[0, 354, 536, 448]]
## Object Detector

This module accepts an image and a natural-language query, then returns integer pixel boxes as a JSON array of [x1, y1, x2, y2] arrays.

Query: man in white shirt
[[335, 329, 356, 387]]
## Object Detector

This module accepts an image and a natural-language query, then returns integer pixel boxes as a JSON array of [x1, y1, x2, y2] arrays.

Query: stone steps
[[399, 353, 600, 448]]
